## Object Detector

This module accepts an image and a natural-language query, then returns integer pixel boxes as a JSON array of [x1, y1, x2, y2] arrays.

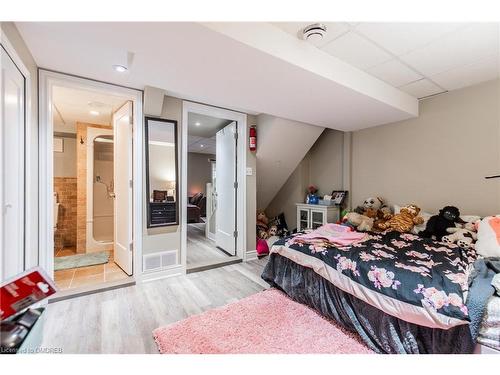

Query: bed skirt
[[261, 253, 475, 354]]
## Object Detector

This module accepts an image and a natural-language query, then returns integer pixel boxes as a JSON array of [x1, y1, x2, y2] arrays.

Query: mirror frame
[[144, 116, 179, 228]]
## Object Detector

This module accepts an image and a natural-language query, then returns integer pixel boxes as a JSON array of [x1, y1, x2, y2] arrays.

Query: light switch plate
[[246, 167, 253, 176]]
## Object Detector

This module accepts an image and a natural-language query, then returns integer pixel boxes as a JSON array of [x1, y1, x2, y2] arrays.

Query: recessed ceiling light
[[195, 122, 201, 126], [89, 110, 100, 116], [200, 144, 204, 148], [112, 64, 128, 73]]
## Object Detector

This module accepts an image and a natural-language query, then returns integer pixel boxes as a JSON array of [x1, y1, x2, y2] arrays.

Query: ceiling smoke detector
[[302, 23, 327, 43]]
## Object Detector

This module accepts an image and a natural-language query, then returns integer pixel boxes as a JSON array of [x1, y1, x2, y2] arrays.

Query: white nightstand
[[296, 203, 340, 231]]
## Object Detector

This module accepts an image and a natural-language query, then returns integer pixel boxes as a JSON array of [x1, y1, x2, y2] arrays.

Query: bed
[[261, 228, 497, 354], [477, 296, 500, 352]]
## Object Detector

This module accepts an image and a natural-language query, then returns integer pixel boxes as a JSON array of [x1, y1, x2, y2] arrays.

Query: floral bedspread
[[274, 230, 478, 324]]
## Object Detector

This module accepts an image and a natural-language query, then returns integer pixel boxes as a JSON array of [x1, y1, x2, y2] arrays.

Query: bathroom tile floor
[[54, 247, 129, 291]]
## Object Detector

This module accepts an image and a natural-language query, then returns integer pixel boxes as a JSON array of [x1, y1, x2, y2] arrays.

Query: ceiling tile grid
[[273, 22, 499, 99], [321, 31, 393, 70], [188, 135, 216, 154]]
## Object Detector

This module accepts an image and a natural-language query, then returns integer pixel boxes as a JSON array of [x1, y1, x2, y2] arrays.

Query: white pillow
[[393, 204, 433, 234], [476, 216, 500, 258]]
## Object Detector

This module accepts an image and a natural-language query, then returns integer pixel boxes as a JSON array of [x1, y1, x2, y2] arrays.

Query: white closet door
[[215, 121, 237, 255], [1, 46, 25, 282]]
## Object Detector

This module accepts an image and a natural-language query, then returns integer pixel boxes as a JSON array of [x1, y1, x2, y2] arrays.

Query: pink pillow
[[256, 238, 269, 255]]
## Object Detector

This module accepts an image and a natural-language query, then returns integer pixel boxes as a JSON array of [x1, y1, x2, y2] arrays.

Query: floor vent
[[143, 250, 178, 272]]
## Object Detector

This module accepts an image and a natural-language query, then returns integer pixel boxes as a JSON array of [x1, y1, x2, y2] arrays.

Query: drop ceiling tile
[[399, 23, 500, 77], [271, 22, 350, 47], [355, 22, 465, 56], [188, 135, 202, 145], [366, 59, 423, 87], [399, 79, 444, 99], [321, 31, 392, 70], [431, 55, 500, 91]]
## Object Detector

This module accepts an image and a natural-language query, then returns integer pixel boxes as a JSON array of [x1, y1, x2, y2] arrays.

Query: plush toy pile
[[344, 196, 392, 232], [256, 210, 289, 240], [342, 198, 482, 249]]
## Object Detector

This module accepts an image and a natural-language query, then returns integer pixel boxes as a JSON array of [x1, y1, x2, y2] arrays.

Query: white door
[[215, 121, 237, 255], [1, 46, 25, 282], [113, 101, 133, 275]]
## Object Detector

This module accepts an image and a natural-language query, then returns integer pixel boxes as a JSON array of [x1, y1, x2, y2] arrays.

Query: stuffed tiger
[[378, 204, 424, 233]]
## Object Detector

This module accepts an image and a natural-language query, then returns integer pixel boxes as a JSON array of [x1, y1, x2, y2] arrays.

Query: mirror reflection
[[145, 117, 178, 227]]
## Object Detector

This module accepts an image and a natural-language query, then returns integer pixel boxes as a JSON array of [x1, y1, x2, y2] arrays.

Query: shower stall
[[86, 128, 114, 252]]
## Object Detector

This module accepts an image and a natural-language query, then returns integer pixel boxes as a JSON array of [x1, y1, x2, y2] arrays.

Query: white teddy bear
[[442, 218, 480, 248], [442, 227, 477, 248]]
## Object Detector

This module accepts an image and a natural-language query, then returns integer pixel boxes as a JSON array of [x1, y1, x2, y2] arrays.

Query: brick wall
[[54, 177, 77, 250]]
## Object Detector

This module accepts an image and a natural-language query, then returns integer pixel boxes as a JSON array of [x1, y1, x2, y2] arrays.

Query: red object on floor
[[1, 267, 57, 320], [153, 289, 373, 354], [256, 238, 269, 255]]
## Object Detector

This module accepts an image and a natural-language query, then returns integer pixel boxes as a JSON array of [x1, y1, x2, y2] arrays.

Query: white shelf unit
[[296, 203, 340, 231]]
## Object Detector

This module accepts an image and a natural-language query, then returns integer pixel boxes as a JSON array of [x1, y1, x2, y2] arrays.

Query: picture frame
[[330, 190, 348, 205]]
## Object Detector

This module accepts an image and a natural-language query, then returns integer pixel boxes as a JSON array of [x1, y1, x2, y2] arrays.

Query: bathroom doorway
[[51, 84, 132, 293]]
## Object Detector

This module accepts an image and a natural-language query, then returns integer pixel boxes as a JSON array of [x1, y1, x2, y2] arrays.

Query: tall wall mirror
[[145, 117, 179, 228]]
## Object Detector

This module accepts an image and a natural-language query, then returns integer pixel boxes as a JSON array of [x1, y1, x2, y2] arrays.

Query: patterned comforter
[[271, 230, 478, 329]]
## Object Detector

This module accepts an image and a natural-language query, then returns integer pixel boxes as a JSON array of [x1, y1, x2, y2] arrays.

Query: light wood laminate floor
[[187, 223, 231, 268], [41, 257, 269, 353]]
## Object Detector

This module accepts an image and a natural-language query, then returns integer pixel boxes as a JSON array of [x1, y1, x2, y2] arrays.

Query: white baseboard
[[245, 250, 258, 261], [139, 265, 185, 283]]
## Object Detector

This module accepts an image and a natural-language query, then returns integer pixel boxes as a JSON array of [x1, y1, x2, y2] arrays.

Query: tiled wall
[[54, 177, 77, 250]]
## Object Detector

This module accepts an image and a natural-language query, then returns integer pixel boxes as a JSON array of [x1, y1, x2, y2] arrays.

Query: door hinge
[[233, 230, 238, 238], [234, 181, 238, 189], [129, 179, 133, 188], [234, 131, 238, 140], [129, 242, 133, 252]]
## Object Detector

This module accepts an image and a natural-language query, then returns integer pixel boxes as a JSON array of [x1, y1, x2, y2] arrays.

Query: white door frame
[[181, 101, 247, 269], [0, 32, 32, 281], [38, 70, 143, 280]]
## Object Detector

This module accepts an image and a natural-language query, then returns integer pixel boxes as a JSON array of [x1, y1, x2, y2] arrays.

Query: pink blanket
[[290, 223, 367, 247]]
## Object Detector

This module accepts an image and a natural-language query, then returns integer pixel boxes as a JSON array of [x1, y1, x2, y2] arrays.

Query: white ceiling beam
[[202, 22, 418, 117]]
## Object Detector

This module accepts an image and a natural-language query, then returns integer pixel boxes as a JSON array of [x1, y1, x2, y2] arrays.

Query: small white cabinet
[[296, 203, 340, 231]]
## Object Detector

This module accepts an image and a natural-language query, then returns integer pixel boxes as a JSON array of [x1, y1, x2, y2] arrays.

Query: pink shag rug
[[153, 288, 373, 354]]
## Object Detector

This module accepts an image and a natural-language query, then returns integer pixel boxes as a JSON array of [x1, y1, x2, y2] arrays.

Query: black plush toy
[[419, 206, 464, 241]]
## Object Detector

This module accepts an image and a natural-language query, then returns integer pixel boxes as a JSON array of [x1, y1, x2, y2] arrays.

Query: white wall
[[352, 79, 500, 217], [142, 96, 182, 256], [266, 155, 311, 229], [53, 137, 77, 177], [256, 114, 324, 209], [266, 128, 345, 229], [246, 114, 257, 253]]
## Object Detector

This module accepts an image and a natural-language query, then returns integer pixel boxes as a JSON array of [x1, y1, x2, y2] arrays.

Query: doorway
[[185, 113, 236, 270], [51, 86, 132, 291], [39, 70, 143, 295], [182, 102, 247, 273]]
